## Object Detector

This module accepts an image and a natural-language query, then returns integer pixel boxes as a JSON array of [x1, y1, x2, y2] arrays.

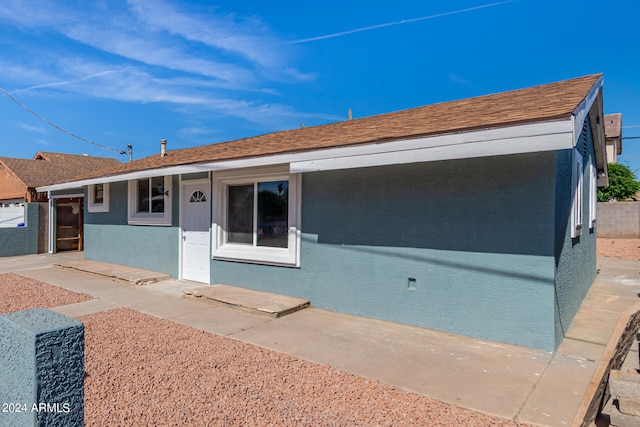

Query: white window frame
[[87, 183, 109, 213], [212, 165, 301, 267], [571, 150, 583, 238], [127, 176, 172, 226], [589, 163, 597, 229]]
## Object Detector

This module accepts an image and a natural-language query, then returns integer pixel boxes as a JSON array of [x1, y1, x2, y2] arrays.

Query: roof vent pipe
[[160, 139, 167, 157]]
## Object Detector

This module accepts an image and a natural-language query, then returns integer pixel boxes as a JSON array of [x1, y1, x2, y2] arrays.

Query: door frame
[[179, 177, 212, 283], [48, 193, 84, 254]]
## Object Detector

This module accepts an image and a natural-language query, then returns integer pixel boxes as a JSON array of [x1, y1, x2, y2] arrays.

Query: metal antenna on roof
[[348, 108, 353, 120], [127, 144, 133, 162]]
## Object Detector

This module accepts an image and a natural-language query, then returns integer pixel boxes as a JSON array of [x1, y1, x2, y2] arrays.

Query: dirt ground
[[596, 238, 640, 261]]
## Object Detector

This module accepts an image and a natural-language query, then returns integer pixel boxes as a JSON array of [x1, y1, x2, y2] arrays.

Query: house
[[40, 74, 608, 351], [0, 152, 120, 255], [604, 113, 622, 163]]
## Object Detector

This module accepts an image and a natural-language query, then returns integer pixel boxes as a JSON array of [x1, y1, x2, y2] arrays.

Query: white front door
[[181, 182, 211, 283]]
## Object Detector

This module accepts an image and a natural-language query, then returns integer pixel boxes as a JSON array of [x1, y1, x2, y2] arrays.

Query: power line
[[0, 86, 126, 155]]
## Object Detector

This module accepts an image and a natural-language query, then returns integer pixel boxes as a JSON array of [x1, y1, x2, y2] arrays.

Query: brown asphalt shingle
[[0, 152, 121, 188], [64, 74, 604, 182]]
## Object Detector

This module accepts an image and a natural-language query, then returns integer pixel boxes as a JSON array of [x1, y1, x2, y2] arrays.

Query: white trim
[[212, 165, 300, 267], [87, 183, 109, 213], [572, 76, 603, 148], [48, 197, 55, 253], [589, 163, 597, 229], [127, 176, 172, 226], [38, 119, 575, 191], [178, 175, 183, 280], [49, 192, 84, 199], [291, 120, 573, 172], [571, 149, 584, 238]]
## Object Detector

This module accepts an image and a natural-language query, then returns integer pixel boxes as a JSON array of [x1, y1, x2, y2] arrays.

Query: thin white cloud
[[288, 1, 514, 44], [126, 0, 283, 69], [13, 67, 133, 94], [60, 24, 254, 85], [36, 139, 52, 146], [0, 0, 305, 86], [0, 1, 326, 133], [20, 123, 47, 134], [448, 73, 474, 87], [178, 127, 217, 138]]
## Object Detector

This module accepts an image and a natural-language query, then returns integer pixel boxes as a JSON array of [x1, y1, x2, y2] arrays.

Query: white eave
[[572, 75, 603, 147], [39, 113, 593, 192]]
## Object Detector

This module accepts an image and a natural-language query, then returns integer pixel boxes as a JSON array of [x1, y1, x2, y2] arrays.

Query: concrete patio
[[1, 252, 639, 426]]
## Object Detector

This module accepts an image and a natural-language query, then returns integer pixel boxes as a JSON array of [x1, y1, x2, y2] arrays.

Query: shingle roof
[[0, 152, 121, 188], [71, 74, 604, 181]]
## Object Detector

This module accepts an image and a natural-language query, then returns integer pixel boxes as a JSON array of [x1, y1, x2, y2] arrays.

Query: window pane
[[257, 181, 288, 248], [137, 179, 149, 213], [228, 184, 254, 244], [151, 176, 165, 213], [94, 184, 104, 204]]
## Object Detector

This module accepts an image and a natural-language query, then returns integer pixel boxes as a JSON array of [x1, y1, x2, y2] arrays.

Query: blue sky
[[1, 0, 639, 173]]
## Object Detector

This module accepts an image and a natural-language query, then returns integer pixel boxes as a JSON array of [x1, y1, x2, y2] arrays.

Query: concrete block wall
[[610, 369, 640, 426], [597, 202, 640, 238], [0, 203, 40, 257], [0, 308, 84, 427]]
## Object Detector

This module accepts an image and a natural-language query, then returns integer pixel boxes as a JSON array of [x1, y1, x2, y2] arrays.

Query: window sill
[[212, 244, 298, 267], [88, 205, 109, 213], [128, 216, 172, 226]]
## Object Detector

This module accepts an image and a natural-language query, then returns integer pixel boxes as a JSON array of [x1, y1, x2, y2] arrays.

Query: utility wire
[[0, 86, 126, 155]]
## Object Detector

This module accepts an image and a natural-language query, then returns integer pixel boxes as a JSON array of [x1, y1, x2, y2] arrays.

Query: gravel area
[[596, 238, 640, 260], [0, 273, 528, 426], [3, 240, 639, 425], [81, 308, 526, 427], [0, 273, 92, 313]]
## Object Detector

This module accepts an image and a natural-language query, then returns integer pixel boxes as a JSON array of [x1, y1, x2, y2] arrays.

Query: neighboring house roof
[[604, 113, 622, 155], [41, 74, 605, 189], [0, 152, 121, 188]]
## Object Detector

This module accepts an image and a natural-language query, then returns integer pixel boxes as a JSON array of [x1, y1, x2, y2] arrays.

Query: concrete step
[[184, 284, 310, 318], [54, 260, 171, 285]]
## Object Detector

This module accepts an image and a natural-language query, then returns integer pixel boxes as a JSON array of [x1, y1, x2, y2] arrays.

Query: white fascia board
[[572, 76, 603, 147], [39, 118, 573, 191], [291, 119, 573, 172], [37, 163, 217, 192], [209, 119, 573, 173]]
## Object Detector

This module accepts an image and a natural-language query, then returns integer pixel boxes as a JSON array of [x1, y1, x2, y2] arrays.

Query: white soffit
[[39, 118, 574, 191]]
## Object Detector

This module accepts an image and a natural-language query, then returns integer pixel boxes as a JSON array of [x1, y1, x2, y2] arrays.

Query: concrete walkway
[[2, 252, 639, 426]]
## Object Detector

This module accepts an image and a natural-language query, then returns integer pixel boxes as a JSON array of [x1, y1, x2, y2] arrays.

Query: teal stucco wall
[[0, 308, 84, 426], [553, 120, 598, 348], [212, 153, 561, 350], [83, 177, 180, 277], [79, 144, 599, 351], [0, 203, 39, 257]]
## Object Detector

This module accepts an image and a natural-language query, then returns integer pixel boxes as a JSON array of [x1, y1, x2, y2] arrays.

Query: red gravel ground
[[80, 308, 529, 427], [0, 273, 92, 313], [0, 273, 529, 426]]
